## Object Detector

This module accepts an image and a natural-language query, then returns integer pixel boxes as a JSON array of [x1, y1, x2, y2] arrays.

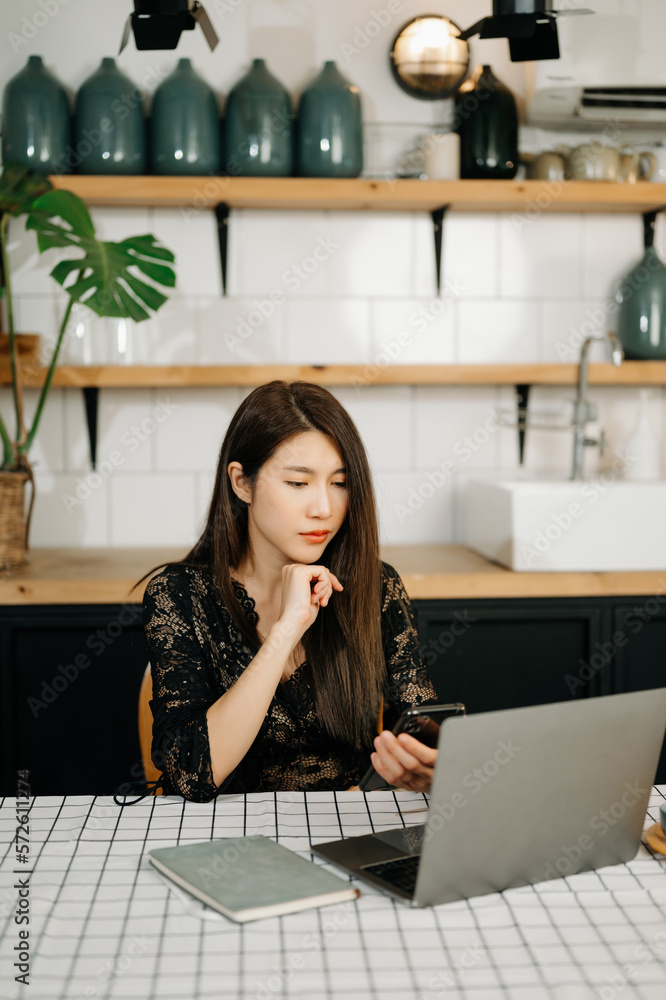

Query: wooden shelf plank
[[48, 176, 666, 213], [3, 362, 666, 388], [2, 544, 663, 604]]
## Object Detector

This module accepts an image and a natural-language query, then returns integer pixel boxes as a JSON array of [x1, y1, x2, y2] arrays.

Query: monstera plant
[[0, 161, 176, 569]]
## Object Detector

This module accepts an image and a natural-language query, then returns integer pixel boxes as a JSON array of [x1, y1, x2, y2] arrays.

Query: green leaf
[[24, 196, 176, 321], [49, 259, 90, 287], [121, 234, 176, 263], [131, 257, 176, 286], [29, 189, 96, 241], [0, 161, 52, 216], [113, 281, 150, 322], [123, 273, 168, 312]]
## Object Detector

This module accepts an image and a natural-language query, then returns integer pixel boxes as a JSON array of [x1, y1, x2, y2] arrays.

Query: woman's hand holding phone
[[370, 730, 437, 793], [276, 563, 344, 637]]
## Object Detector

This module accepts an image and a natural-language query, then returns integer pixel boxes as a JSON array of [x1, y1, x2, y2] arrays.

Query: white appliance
[[527, 1, 666, 130]]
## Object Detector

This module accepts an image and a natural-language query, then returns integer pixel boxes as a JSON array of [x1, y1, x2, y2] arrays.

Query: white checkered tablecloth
[[1, 789, 665, 1000]]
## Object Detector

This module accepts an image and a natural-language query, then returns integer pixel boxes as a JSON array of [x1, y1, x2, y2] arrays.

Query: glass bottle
[[616, 245, 666, 360], [455, 64, 518, 180], [75, 57, 146, 174], [151, 58, 220, 175], [224, 58, 293, 177], [296, 61, 363, 178], [2, 55, 70, 174]]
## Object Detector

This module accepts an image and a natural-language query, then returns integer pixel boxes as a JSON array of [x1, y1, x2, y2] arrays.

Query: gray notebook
[[148, 835, 359, 923]]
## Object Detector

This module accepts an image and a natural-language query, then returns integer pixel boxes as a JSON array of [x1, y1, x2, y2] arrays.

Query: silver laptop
[[313, 688, 666, 907]]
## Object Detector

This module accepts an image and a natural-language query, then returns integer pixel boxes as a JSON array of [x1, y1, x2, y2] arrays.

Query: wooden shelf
[[3, 362, 666, 388], [48, 176, 666, 213], [3, 545, 664, 604]]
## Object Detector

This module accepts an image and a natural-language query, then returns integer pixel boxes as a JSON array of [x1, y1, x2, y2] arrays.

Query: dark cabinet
[[1, 594, 664, 794], [0, 605, 148, 797], [608, 599, 666, 783], [414, 598, 606, 713], [414, 596, 666, 783]]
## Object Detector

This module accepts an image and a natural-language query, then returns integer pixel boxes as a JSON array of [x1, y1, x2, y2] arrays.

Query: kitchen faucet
[[571, 332, 624, 480]]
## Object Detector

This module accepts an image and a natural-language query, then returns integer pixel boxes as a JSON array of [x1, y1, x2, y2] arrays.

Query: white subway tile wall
[[5, 206, 665, 547], [110, 474, 199, 547], [457, 301, 540, 363], [498, 214, 583, 300]]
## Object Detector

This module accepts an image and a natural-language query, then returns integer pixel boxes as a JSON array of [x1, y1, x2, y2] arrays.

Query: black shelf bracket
[[82, 387, 99, 470], [642, 207, 666, 249], [515, 383, 531, 466], [214, 202, 230, 295], [431, 205, 450, 294]]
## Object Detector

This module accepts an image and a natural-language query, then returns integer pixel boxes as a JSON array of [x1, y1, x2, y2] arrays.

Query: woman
[[143, 380, 438, 801]]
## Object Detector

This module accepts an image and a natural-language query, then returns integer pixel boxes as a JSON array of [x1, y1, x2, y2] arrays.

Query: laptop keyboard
[[361, 855, 420, 896]]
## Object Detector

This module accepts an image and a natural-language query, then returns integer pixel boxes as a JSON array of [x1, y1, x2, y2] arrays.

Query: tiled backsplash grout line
[[4, 209, 666, 546]]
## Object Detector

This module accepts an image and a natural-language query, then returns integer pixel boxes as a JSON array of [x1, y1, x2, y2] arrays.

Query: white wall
[[1, 0, 664, 550]]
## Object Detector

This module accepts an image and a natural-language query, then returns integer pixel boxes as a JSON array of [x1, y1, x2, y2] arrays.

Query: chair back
[[138, 663, 163, 794]]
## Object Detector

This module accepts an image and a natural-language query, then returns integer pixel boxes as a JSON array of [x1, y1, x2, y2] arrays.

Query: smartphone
[[358, 703, 466, 792]]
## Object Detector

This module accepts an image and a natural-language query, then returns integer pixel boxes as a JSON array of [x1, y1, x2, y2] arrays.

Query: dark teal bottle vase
[[455, 64, 518, 180], [2, 55, 70, 174], [151, 58, 220, 175], [297, 61, 363, 178], [75, 58, 146, 174], [617, 246, 666, 359], [224, 58, 292, 176]]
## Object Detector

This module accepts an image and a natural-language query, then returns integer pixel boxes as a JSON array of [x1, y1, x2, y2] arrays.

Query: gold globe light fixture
[[390, 15, 470, 99]]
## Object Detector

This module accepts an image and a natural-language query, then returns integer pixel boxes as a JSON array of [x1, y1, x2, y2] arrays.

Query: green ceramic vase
[[616, 246, 666, 359], [224, 59, 293, 177], [151, 58, 220, 175], [296, 61, 363, 178], [2, 55, 70, 174], [75, 57, 146, 174], [455, 64, 518, 180]]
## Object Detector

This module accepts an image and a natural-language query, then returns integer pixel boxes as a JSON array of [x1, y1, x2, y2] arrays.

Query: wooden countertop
[[1, 545, 665, 605]]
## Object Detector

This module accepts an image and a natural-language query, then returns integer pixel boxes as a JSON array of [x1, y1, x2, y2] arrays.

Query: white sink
[[465, 477, 666, 572]]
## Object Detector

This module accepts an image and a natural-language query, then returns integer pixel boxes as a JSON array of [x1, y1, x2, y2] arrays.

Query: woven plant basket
[[0, 469, 35, 571]]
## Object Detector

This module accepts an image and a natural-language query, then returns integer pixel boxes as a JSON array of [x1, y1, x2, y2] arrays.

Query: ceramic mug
[[422, 131, 460, 180], [567, 143, 622, 181], [567, 143, 655, 182], [619, 148, 657, 183], [641, 143, 666, 184], [532, 150, 567, 181]]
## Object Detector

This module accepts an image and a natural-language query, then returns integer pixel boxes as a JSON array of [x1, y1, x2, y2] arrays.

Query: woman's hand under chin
[[370, 730, 437, 793]]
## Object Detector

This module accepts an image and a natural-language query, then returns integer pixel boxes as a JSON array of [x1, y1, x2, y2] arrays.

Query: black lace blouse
[[143, 560, 438, 801]]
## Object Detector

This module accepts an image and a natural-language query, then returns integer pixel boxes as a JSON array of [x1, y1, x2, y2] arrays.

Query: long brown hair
[[142, 380, 386, 749]]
